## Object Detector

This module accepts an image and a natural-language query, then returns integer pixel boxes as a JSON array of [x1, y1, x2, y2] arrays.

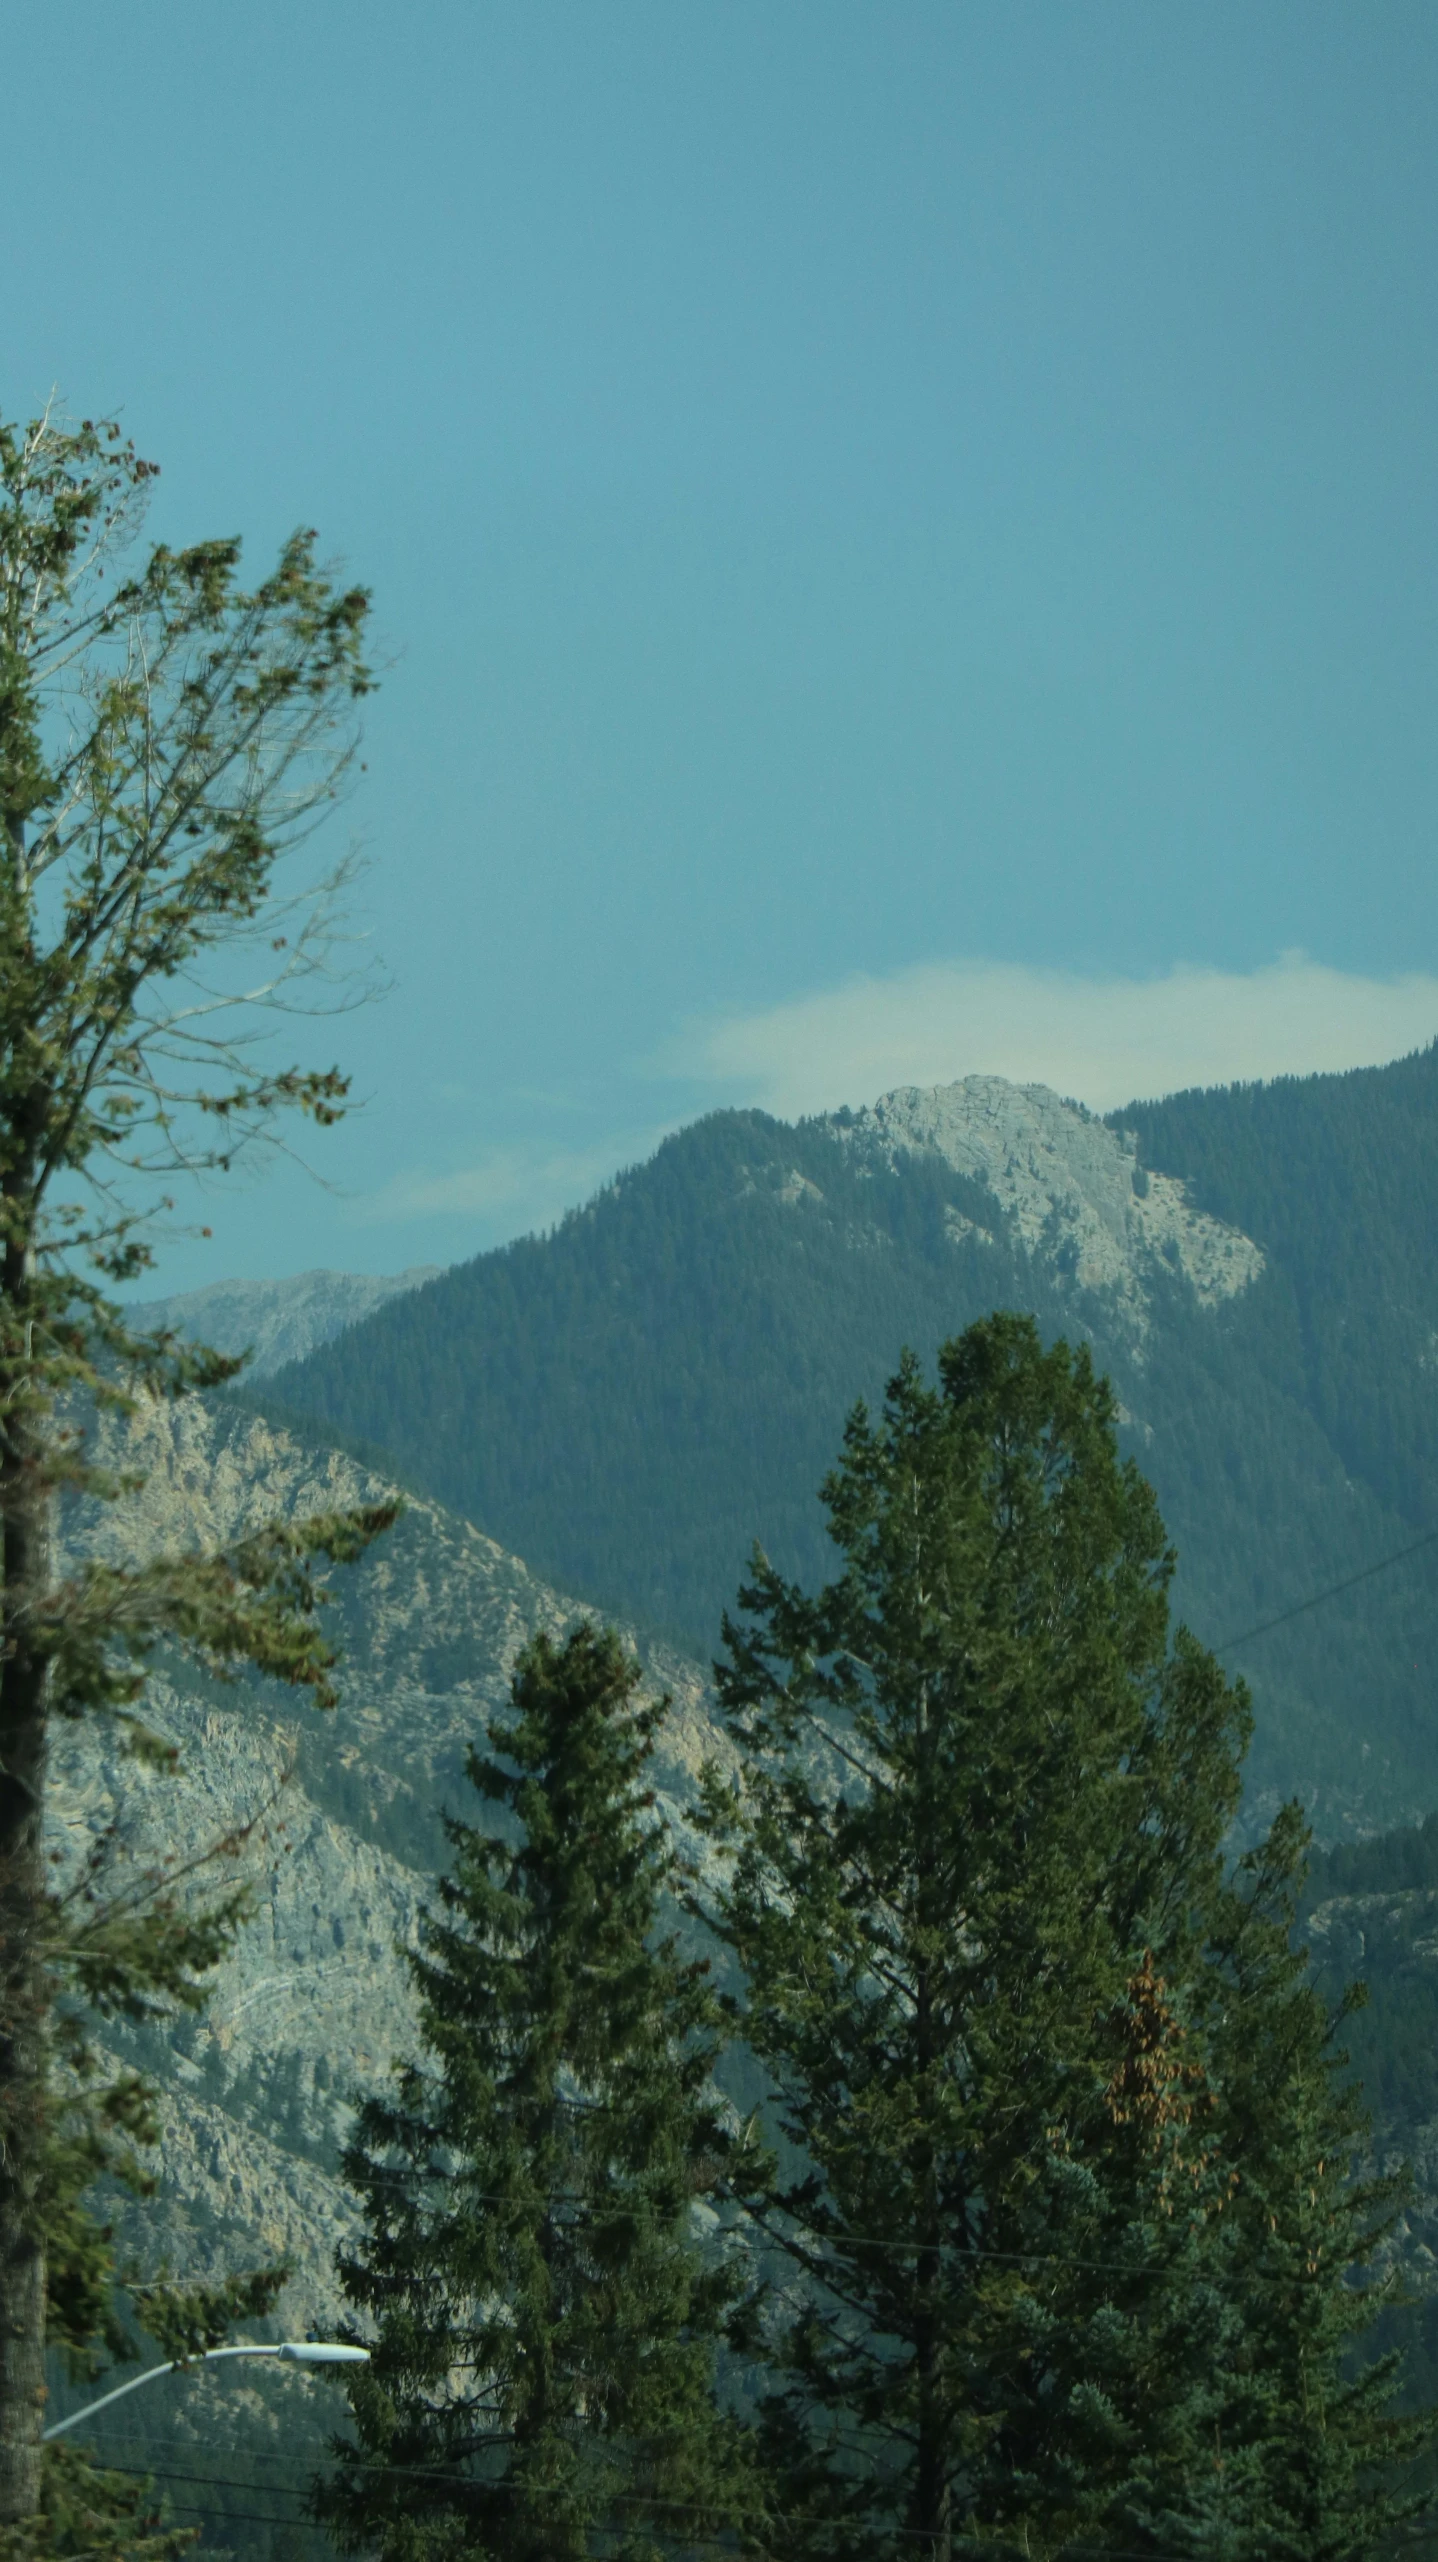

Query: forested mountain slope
[[1302, 1818, 1438, 2421], [1117, 1043, 1438, 1534], [262, 1057, 1438, 1838]]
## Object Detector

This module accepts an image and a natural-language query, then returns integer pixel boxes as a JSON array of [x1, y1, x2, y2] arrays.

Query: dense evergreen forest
[[267, 1050, 1438, 1836], [1297, 1817, 1438, 2433], [1118, 1042, 1438, 1533]]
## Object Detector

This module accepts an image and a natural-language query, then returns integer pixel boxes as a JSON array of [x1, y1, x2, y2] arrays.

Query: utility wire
[[319, 2169, 1237, 2277], [336, 2163, 1399, 2284], [1215, 1524, 1438, 1656], [77, 2456, 1292, 2562]]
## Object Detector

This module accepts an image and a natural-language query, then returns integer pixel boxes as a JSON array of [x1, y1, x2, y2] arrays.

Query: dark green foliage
[[1195, 1804, 1425, 2562], [0, 2440, 190, 2562], [319, 1625, 747, 2562], [1116, 1043, 1438, 1530], [701, 1317, 1420, 2560], [1297, 1817, 1438, 2464], [0, 400, 389, 2534], [268, 1052, 1438, 1834]]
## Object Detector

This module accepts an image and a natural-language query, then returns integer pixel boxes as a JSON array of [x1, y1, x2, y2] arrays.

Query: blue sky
[[10, 2, 1438, 1285]]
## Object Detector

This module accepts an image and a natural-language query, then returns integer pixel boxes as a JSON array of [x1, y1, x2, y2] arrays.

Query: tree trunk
[[910, 2002, 951, 2562], [913, 2311, 952, 2562], [0, 1222, 51, 2525], [910, 1674, 951, 2562]]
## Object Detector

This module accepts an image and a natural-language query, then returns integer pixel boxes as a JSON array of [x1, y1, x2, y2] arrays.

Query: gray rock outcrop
[[836, 1077, 1264, 1330]]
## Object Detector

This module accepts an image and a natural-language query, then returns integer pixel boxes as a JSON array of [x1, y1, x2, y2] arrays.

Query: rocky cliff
[[56, 1395, 727, 2341], [837, 1076, 1265, 1330]]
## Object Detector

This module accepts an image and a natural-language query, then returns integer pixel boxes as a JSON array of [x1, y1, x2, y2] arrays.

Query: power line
[[137, 2506, 311, 2533], [1215, 1523, 1438, 1655], [316, 2167, 1229, 2277], [338, 2160, 1401, 2286], [77, 2456, 1296, 2562]]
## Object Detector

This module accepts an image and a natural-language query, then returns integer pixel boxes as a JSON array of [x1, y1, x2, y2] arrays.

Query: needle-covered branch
[[0, 398, 393, 2543], [1, 406, 376, 1283], [41, 1501, 399, 1723]]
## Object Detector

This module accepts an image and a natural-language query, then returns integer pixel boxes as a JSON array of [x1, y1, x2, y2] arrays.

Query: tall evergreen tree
[[1189, 1804, 1421, 2560], [0, 402, 392, 2534], [701, 1314, 1416, 2562], [320, 1624, 747, 2562]]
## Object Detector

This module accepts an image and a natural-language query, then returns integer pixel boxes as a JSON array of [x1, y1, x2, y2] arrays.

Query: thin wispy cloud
[[676, 954, 1438, 1120], [356, 1128, 675, 1231], [358, 958, 1438, 1251]]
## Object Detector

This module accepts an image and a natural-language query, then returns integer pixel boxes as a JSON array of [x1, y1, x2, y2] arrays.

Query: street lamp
[[43, 2341, 371, 2441]]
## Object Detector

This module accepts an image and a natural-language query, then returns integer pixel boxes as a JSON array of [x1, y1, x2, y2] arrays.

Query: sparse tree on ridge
[[321, 1624, 749, 2562], [701, 1314, 1422, 2562], [0, 403, 395, 2539]]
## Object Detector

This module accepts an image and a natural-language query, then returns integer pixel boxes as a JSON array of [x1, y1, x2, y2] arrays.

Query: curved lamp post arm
[[43, 2342, 370, 2441]]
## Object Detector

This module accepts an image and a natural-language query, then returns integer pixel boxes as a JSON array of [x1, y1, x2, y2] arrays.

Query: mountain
[[1117, 1047, 1438, 1536], [52, 1395, 726, 2356], [52, 1341, 1438, 2553], [47, 1092, 1438, 2541], [849, 1075, 1265, 1320], [263, 1053, 1438, 1839], [133, 1266, 441, 1378]]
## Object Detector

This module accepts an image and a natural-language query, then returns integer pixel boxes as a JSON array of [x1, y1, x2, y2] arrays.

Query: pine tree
[[701, 1314, 1417, 2562], [1187, 1805, 1423, 2560], [0, 402, 393, 2534], [320, 1624, 748, 2562]]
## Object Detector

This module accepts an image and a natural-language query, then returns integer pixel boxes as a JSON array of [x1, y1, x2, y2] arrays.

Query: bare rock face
[[55, 1397, 728, 2336], [838, 1078, 1264, 1331], [132, 1266, 441, 1378]]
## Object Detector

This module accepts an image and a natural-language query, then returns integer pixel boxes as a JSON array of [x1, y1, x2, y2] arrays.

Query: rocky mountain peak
[[834, 1075, 1264, 1324]]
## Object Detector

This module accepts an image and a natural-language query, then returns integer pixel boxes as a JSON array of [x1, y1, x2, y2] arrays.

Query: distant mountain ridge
[[262, 1050, 1438, 1839], [135, 1264, 441, 1377]]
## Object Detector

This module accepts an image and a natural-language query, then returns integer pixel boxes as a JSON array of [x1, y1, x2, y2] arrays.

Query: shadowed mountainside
[[254, 1059, 1438, 1838]]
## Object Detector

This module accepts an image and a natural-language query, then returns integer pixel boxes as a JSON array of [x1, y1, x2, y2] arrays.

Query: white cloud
[[677, 954, 1438, 1119], [356, 1128, 675, 1229], [353, 958, 1438, 1251]]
